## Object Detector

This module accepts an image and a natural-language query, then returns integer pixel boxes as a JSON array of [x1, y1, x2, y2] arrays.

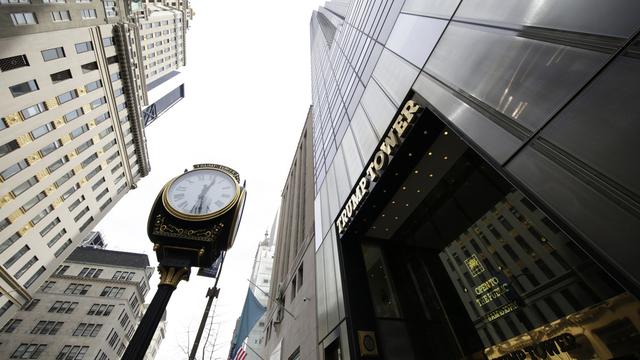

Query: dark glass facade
[[310, 1, 640, 359]]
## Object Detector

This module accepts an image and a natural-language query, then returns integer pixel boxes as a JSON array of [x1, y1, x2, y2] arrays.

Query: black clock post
[[122, 164, 247, 360]]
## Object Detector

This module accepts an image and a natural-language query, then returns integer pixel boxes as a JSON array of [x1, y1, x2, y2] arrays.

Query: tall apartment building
[[0, 0, 191, 324], [243, 228, 276, 359], [263, 108, 316, 360], [0, 241, 154, 360], [309, 1, 640, 359], [143, 303, 167, 360]]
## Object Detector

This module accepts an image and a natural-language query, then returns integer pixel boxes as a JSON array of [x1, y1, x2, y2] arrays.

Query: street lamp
[[123, 164, 247, 360]]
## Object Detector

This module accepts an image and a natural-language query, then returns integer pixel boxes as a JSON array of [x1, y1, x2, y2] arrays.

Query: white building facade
[[0, 0, 191, 324], [0, 243, 154, 360]]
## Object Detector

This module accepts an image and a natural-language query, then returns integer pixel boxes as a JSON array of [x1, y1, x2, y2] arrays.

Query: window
[[40, 217, 60, 236], [0, 54, 29, 72], [1, 318, 22, 333], [75, 139, 93, 154], [110, 72, 120, 81], [31, 205, 53, 225], [103, 140, 117, 153], [64, 283, 91, 295], [55, 265, 69, 275], [75, 41, 93, 54], [40, 281, 55, 292], [96, 188, 109, 203], [47, 155, 68, 173], [107, 55, 118, 65], [86, 165, 101, 180], [90, 96, 106, 109], [54, 239, 72, 257], [41, 47, 65, 62], [113, 87, 123, 97], [47, 228, 67, 248], [31, 320, 63, 335], [91, 177, 105, 191], [117, 102, 126, 111], [22, 191, 45, 211], [297, 264, 303, 290], [73, 206, 89, 222], [102, 37, 113, 46], [49, 301, 78, 314], [73, 323, 102, 337], [112, 271, 135, 281], [78, 267, 102, 278], [70, 124, 89, 139], [57, 89, 78, 104], [81, 153, 98, 167], [56, 346, 88, 360], [68, 196, 85, 212], [64, 108, 84, 122], [78, 217, 93, 232], [22, 299, 40, 311], [9, 79, 38, 97], [4, 245, 28, 269], [95, 111, 110, 124], [0, 139, 19, 158], [88, 304, 114, 316], [13, 256, 37, 279], [98, 126, 113, 140], [85, 79, 102, 92], [10, 344, 46, 359], [80, 61, 98, 73], [1, 159, 28, 180], [10, 12, 37, 26], [31, 121, 54, 139], [55, 170, 73, 188], [100, 286, 125, 298], [42, 0, 66, 2], [50, 69, 72, 84], [80, 8, 97, 19], [51, 10, 71, 22], [20, 102, 47, 119]]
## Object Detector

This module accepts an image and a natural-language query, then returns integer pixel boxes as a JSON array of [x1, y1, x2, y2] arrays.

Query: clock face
[[164, 169, 238, 219]]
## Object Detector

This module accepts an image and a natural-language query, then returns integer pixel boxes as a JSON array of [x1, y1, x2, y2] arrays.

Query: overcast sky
[[96, 1, 324, 358]]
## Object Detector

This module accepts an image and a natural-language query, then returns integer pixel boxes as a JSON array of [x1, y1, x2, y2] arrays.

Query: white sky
[[96, 1, 324, 358]]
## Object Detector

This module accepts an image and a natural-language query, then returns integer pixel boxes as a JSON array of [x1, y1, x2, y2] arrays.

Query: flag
[[232, 344, 247, 360], [227, 289, 266, 359]]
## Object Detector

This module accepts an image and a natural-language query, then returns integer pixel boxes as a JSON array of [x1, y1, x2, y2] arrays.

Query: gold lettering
[[372, 150, 388, 171], [400, 99, 420, 123], [379, 130, 399, 155], [366, 163, 378, 181]]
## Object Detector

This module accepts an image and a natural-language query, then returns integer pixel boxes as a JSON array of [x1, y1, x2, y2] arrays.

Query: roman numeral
[[177, 186, 186, 191], [173, 193, 184, 201], [214, 200, 224, 207], [221, 193, 230, 198], [178, 201, 188, 209]]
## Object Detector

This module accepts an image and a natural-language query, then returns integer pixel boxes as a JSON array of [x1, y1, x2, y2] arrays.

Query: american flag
[[232, 345, 247, 360]]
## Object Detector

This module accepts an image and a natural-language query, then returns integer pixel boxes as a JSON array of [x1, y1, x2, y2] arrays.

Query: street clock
[[147, 164, 247, 268]]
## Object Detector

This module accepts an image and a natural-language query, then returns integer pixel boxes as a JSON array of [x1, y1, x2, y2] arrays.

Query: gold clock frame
[[161, 166, 241, 221]]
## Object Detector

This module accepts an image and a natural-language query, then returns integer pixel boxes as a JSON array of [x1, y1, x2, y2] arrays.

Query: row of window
[[0, 36, 112, 75], [9, 9, 97, 26]]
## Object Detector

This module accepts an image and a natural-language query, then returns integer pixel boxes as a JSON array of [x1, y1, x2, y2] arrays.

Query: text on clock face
[[167, 170, 236, 215]]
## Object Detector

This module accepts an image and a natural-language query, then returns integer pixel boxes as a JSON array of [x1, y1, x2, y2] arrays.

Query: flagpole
[[190, 252, 226, 360], [246, 278, 296, 319], [242, 339, 266, 360]]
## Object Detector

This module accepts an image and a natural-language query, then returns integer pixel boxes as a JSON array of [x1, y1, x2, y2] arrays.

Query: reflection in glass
[[425, 22, 608, 131], [362, 244, 401, 318]]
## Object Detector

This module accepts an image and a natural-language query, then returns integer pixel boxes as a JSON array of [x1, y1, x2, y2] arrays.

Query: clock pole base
[[122, 266, 189, 360]]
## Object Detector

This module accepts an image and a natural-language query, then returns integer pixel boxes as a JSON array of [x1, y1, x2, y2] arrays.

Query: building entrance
[[342, 117, 640, 360]]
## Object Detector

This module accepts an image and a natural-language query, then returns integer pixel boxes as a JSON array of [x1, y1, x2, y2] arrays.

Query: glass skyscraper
[[307, 1, 640, 359]]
